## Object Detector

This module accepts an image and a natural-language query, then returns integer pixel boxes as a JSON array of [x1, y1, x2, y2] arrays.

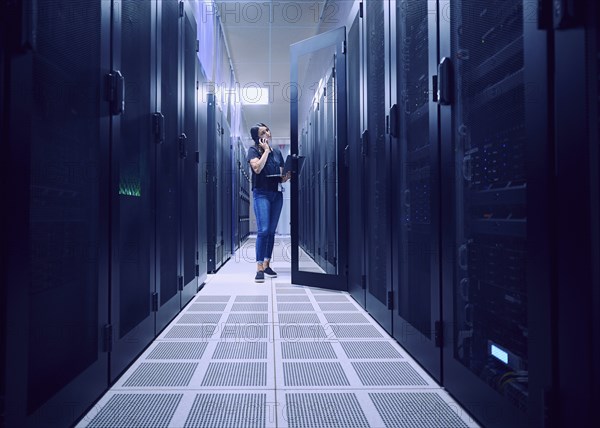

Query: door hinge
[[151, 292, 158, 312], [196, 39, 200, 52], [361, 274, 366, 290], [103, 324, 113, 353], [359, 1, 363, 18], [387, 291, 394, 310], [435, 321, 443, 347], [106, 70, 125, 115], [331, 65, 336, 79], [178, 275, 184, 291], [196, 264, 200, 277], [342, 40, 346, 54], [179, 133, 188, 159], [152, 112, 165, 144], [179, 1, 184, 17], [196, 151, 200, 163]]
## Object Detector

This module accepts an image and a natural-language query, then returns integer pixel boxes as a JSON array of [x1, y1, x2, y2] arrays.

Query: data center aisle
[[77, 237, 479, 427]]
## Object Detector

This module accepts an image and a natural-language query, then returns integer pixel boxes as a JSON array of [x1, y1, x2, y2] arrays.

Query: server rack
[[346, 7, 366, 307], [438, 0, 554, 425], [236, 139, 251, 249], [2, 1, 111, 426], [206, 94, 218, 272], [2, 1, 207, 425], [155, 0, 182, 332], [206, 96, 232, 272], [109, 0, 157, 380], [552, 0, 598, 424], [221, 119, 233, 259], [233, 139, 240, 249], [391, 0, 442, 381], [197, 63, 209, 286], [179, 2, 199, 305], [362, 0, 393, 332]]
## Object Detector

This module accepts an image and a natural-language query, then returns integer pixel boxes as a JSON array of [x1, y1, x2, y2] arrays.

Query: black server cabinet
[[346, 8, 366, 308], [552, 1, 598, 424], [391, 0, 442, 381], [235, 139, 251, 250], [593, 0, 600, 416], [206, 93, 217, 272], [324, 76, 338, 274], [221, 119, 233, 260], [197, 64, 208, 287], [318, 90, 327, 269], [179, 2, 198, 305], [233, 141, 240, 250], [2, 1, 111, 426], [207, 94, 230, 273], [109, 0, 156, 380], [362, 0, 393, 332], [438, 0, 554, 426], [155, 0, 181, 332]]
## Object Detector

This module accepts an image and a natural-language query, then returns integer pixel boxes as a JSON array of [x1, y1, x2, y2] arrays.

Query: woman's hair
[[250, 122, 269, 144]]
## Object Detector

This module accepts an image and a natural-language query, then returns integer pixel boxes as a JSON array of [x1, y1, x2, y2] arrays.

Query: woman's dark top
[[247, 145, 285, 192]]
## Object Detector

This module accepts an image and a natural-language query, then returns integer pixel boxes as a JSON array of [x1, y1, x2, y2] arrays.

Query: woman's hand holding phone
[[259, 138, 271, 154]]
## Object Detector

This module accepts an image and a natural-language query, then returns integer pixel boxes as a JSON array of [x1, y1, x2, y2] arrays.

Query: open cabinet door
[[290, 27, 348, 291]]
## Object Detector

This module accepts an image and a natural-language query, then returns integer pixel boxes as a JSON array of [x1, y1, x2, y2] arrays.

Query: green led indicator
[[119, 179, 141, 197]]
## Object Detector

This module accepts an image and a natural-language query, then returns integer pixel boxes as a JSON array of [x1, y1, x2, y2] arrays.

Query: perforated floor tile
[[276, 295, 311, 302], [279, 324, 328, 339], [324, 313, 370, 324], [283, 362, 350, 386], [236, 295, 269, 302], [340, 341, 403, 359], [281, 342, 337, 359], [146, 342, 208, 360], [314, 295, 350, 302], [188, 303, 227, 312], [84, 393, 182, 428], [332, 325, 384, 338], [284, 393, 369, 428], [226, 313, 269, 323], [176, 313, 222, 324], [231, 303, 269, 312], [276, 288, 307, 294], [164, 325, 216, 339], [184, 393, 267, 428], [122, 363, 197, 387], [370, 392, 470, 427], [352, 362, 429, 386], [220, 324, 270, 339], [318, 302, 358, 311], [278, 313, 321, 324], [194, 295, 231, 302], [278, 303, 314, 311], [212, 342, 268, 359], [201, 362, 268, 387]]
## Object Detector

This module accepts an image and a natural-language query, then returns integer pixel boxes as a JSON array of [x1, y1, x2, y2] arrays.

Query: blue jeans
[[253, 189, 283, 263]]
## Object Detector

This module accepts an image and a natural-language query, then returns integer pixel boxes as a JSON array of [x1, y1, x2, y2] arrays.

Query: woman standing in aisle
[[247, 123, 291, 282]]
